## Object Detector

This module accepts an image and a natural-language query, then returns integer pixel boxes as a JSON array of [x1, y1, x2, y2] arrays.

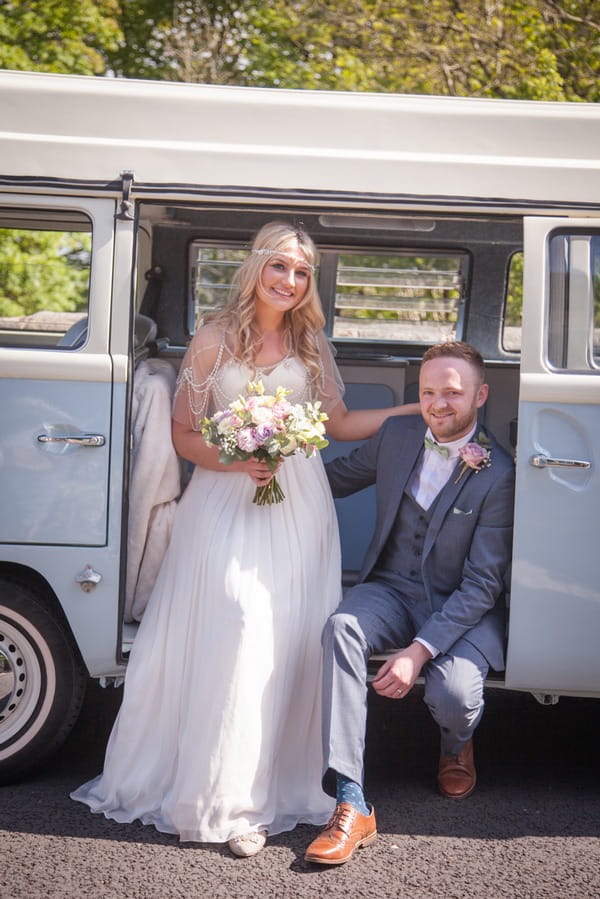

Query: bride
[[71, 221, 418, 857]]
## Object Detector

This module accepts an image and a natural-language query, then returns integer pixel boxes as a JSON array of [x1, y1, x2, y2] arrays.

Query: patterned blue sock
[[336, 773, 370, 816]]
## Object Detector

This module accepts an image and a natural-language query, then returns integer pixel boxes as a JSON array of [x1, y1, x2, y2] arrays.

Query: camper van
[[0, 70, 599, 782]]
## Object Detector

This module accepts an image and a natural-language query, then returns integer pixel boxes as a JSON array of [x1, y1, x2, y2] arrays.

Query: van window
[[0, 211, 91, 348], [188, 240, 465, 346], [547, 231, 600, 371], [189, 244, 247, 330], [333, 253, 465, 343], [332, 251, 464, 344], [502, 251, 523, 353]]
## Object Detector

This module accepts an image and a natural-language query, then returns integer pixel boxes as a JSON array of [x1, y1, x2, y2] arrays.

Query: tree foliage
[[229, 0, 600, 101], [0, 0, 121, 74], [1, 1, 598, 102], [0, 230, 91, 317]]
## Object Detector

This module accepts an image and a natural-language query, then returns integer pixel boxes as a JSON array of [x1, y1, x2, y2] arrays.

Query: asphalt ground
[[1, 679, 599, 899]]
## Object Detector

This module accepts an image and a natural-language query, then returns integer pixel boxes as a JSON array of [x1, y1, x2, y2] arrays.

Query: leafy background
[[1, 1, 598, 100]]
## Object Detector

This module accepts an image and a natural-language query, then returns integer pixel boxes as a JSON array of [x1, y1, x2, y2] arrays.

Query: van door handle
[[37, 433, 105, 447], [529, 453, 591, 470]]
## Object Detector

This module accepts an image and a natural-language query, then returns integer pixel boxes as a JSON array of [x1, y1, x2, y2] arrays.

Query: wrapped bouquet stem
[[253, 458, 286, 506], [201, 380, 329, 506]]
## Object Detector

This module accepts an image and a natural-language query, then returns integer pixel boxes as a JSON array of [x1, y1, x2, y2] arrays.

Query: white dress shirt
[[410, 423, 478, 511]]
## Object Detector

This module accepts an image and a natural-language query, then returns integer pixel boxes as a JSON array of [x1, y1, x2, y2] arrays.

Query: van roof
[[1, 69, 600, 210]]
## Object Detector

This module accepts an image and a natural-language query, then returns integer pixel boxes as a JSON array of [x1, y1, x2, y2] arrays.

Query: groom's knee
[[424, 664, 485, 732], [322, 609, 370, 671]]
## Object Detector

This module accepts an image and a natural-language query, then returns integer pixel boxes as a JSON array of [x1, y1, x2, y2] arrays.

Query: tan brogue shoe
[[438, 739, 476, 799], [304, 802, 377, 865]]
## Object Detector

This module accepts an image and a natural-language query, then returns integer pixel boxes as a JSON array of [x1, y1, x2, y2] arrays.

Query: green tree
[[103, 0, 177, 80], [541, 0, 600, 102], [0, 0, 121, 74], [2, 2, 597, 102], [104, 1, 257, 83], [236, 0, 599, 101], [0, 230, 91, 317]]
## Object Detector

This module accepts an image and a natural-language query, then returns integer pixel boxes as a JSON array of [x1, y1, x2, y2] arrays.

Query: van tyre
[[0, 578, 87, 784]]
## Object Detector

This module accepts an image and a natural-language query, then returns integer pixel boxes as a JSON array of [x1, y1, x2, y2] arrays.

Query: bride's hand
[[238, 458, 280, 485]]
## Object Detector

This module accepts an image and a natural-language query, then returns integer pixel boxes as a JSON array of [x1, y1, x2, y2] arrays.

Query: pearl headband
[[252, 247, 315, 273]]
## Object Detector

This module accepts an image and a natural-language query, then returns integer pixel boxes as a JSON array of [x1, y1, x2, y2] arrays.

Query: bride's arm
[[314, 329, 420, 442], [324, 399, 420, 442]]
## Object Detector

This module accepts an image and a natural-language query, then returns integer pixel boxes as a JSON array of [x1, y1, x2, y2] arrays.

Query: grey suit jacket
[[325, 415, 515, 671]]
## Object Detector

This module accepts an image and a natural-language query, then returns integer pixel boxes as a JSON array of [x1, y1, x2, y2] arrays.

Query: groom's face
[[419, 356, 488, 443]]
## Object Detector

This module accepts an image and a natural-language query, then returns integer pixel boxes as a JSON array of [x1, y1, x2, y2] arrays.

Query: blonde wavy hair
[[207, 222, 325, 385]]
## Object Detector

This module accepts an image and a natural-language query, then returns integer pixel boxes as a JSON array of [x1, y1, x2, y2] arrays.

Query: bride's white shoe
[[228, 829, 268, 857]]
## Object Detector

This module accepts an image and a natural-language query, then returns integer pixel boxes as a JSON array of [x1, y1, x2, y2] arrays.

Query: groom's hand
[[371, 641, 432, 699]]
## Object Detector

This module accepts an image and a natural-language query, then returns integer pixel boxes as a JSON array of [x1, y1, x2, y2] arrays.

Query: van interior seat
[[58, 313, 158, 363], [56, 315, 88, 349], [133, 313, 158, 363]]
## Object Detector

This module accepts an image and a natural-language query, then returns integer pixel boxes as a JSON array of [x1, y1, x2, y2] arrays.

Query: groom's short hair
[[421, 341, 485, 384]]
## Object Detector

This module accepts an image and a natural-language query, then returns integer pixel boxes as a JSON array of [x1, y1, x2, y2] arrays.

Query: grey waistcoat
[[374, 487, 441, 604]]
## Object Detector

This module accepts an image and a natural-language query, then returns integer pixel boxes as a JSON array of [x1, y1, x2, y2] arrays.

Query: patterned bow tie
[[424, 436, 450, 458]]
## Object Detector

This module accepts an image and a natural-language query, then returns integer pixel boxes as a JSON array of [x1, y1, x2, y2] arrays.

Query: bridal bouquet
[[200, 380, 329, 505]]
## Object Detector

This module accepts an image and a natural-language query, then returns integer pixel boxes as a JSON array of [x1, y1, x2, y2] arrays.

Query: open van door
[[0, 193, 132, 781], [505, 217, 600, 698]]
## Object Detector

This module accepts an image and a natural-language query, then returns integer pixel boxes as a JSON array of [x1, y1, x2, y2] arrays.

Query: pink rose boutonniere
[[455, 432, 492, 484]]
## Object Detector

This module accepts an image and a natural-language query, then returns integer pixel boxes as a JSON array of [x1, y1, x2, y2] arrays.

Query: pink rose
[[455, 440, 491, 484], [237, 428, 259, 452], [272, 400, 292, 419], [459, 442, 489, 470]]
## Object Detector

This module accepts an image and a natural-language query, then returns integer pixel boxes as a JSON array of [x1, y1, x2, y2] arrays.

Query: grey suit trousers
[[321, 575, 489, 795]]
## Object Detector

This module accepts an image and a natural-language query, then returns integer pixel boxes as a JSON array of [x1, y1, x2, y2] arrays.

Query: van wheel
[[0, 578, 86, 784]]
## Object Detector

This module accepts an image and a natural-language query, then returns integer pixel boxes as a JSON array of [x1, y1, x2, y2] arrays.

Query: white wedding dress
[[71, 327, 342, 843]]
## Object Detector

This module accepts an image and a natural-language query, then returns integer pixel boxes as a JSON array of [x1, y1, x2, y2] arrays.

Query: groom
[[305, 341, 515, 865]]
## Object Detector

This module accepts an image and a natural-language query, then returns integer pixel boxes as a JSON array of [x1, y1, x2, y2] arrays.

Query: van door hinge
[[116, 170, 135, 221]]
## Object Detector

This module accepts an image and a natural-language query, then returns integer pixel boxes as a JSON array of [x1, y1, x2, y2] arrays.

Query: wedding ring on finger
[[395, 688, 402, 696]]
